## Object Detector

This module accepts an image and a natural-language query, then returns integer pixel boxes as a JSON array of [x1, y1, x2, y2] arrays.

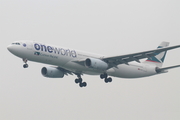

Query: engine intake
[[85, 58, 108, 70], [41, 67, 64, 78]]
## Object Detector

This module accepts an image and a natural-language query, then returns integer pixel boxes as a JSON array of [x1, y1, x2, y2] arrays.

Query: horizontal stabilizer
[[156, 65, 180, 73]]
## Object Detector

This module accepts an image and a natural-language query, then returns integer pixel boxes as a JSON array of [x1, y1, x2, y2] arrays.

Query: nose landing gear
[[23, 58, 28, 68]]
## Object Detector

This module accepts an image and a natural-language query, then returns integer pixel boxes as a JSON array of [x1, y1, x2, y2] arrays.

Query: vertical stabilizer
[[144, 42, 169, 67]]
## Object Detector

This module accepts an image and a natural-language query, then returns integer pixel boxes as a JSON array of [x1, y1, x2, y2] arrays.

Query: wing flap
[[57, 67, 74, 76]]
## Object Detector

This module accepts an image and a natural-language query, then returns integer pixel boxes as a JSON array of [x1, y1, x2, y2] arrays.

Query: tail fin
[[144, 42, 169, 67]]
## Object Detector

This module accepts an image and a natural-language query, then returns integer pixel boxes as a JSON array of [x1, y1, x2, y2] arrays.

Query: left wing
[[57, 67, 83, 76], [57, 67, 74, 75], [102, 44, 180, 67]]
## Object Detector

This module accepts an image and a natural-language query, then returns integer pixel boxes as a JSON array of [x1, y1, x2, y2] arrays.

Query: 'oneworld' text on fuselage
[[34, 43, 77, 58]]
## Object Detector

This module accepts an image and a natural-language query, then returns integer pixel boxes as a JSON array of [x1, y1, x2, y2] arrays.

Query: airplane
[[7, 41, 180, 87]]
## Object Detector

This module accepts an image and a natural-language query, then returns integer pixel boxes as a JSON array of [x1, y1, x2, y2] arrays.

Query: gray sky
[[1, 0, 180, 120]]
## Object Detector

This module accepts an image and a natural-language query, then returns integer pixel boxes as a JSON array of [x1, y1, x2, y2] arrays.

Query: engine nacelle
[[41, 67, 64, 78], [85, 58, 108, 70]]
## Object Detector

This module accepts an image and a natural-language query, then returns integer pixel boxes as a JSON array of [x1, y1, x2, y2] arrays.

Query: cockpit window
[[12, 43, 20, 45]]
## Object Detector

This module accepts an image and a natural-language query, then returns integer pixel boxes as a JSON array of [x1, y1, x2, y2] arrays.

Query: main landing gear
[[74, 73, 112, 87], [75, 74, 87, 87], [100, 73, 112, 83], [23, 58, 29, 68]]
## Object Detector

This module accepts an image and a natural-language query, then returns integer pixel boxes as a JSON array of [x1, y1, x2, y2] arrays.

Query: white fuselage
[[7, 41, 158, 78]]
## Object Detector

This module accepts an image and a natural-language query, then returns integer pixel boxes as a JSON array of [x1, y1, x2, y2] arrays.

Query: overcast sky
[[1, 0, 180, 120]]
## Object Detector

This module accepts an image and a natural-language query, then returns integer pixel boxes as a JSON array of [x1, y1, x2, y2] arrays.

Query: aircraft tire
[[75, 79, 79, 84], [79, 78, 82, 83], [104, 78, 109, 83], [108, 77, 112, 82], [79, 83, 83, 87], [100, 74, 104, 79], [82, 82, 87, 87], [79, 82, 87, 87], [23, 64, 28, 68]]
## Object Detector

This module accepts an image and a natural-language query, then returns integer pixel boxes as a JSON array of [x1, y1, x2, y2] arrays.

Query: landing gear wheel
[[104, 77, 112, 83], [82, 82, 87, 87], [79, 82, 87, 87], [104, 78, 109, 83], [100, 73, 108, 79], [22, 58, 28, 68], [107, 77, 112, 82], [75, 78, 83, 84], [79, 82, 83, 87], [78, 78, 82, 83], [75, 79, 79, 84], [75, 74, 87, 88], [100, 74, 104, 79], [23, 64, 28, 68]]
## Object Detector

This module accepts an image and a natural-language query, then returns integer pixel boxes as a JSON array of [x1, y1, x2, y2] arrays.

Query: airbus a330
[[7, 41, 180, 87]]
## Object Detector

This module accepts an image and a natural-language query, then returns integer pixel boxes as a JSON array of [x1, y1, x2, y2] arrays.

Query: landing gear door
[[26, 41, 33, 50]]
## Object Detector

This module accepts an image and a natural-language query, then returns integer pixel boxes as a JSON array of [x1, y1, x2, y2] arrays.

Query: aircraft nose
[[7, 45, 13, 52]]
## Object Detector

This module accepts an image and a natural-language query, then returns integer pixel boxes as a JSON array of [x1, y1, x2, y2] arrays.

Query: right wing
[[102, 44, 180, 67]]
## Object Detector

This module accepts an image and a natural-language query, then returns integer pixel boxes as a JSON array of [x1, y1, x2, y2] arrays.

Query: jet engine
[[41, 67, 64, 78], [85, 58, 108, 70]]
